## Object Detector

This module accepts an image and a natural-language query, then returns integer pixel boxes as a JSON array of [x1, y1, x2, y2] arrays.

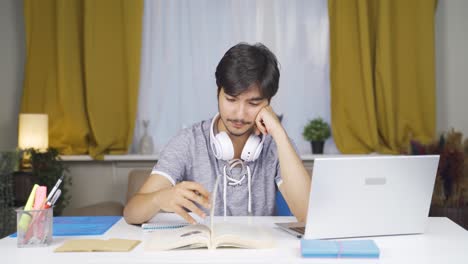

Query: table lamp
[[18, 113, 48, 151], [18, 113, 49, 169]]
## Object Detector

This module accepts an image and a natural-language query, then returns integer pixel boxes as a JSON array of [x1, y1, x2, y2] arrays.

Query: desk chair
[[65, 170, 149, 216], [66, 200, 124, 216]]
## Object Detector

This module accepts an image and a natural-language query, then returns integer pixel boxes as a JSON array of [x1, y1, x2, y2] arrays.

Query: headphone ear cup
[[241, 134, 262, 162], [210, 136, 223, 159], [215, 132, 234, 161], [252, 138, 263, 160]]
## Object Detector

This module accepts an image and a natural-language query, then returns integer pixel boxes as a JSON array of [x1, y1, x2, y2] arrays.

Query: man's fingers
[[255, 118, 267, 135], [182, 189, 211, 209], [253, 125, 261, 136], [173, 206, 197, 224], [180, 181, 210, 200], [180, 199, 206, 220]]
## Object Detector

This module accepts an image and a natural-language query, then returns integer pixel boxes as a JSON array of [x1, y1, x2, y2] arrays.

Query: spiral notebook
[[141, 213, 205, 231]]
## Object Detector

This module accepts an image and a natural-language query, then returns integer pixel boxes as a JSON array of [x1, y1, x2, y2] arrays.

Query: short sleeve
[[274, 138, 300, 187], [151, 129, 192, 186]]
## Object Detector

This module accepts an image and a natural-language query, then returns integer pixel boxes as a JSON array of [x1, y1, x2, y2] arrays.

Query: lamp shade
[[18, 113, 49, 150]]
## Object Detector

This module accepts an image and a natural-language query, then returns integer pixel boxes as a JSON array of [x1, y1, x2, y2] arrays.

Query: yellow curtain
[[329, 0, 437, 153], [21, 0, 143, 159]]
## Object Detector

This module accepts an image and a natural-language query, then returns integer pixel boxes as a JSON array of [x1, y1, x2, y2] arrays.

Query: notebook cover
[[301, 239, 380, 258], [10, 216, 121, 237]]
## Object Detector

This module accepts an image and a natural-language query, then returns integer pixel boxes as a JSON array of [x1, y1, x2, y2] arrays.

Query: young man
[[124, 43, 310, 224]]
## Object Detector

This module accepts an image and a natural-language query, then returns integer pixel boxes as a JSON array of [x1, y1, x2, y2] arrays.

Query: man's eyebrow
[[248, 97, 265, 101], [225, 94, 265, 101]]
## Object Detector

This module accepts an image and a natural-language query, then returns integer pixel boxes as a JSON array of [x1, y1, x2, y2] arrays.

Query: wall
[[1, 1, 467, 150], [0, 0, 24, 151], [436, 0, 468, 136]]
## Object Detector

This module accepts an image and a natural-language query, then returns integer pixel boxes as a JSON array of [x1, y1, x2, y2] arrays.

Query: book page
[[212, 222, 275, 249], [144, 224, 211, 251], [209, 174, 219, 234], [209, 168, 274, 249]]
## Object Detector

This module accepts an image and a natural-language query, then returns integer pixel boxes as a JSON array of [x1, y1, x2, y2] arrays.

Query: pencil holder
[[16, 207, 53, 247]]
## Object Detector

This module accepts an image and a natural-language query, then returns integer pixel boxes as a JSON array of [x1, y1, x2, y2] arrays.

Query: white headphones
[[210, 113, 264, 162]]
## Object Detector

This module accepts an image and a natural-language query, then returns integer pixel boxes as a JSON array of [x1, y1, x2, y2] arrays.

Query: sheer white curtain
[[133, 0, 337, 155]]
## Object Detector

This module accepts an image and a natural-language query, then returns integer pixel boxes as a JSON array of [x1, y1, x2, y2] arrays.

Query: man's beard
[[221, 118, 254, 137]]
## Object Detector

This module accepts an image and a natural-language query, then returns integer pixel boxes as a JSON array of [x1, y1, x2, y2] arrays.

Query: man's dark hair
[[215, 43, 280, 101]]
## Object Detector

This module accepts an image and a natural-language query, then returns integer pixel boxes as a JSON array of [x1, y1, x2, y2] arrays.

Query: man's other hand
[[156, 181, 211, 224]]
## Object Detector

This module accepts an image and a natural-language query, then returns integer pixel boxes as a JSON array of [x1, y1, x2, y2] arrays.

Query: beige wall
[[436, 0, 468, 136], [0, 1, 467, 150], [0, 0, 24, 151]]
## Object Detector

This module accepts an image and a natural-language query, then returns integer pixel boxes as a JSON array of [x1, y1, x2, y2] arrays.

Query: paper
[[18, 184, 39, 232], [33, 186, 47, 209], [55, 238, 141, 252]]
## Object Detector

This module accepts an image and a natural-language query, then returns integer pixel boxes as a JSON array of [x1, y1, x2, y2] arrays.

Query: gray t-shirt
[[152, 117, 290, 216]]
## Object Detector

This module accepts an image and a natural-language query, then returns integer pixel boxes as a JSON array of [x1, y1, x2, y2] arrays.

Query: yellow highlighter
[[18, 184, 39, 232]]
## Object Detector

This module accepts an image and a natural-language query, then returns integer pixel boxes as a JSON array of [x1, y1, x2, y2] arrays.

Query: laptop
[[276, 155, 439, 239]]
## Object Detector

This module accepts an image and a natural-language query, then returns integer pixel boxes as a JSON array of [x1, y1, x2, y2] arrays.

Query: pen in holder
[[16, 207, 53, 247]]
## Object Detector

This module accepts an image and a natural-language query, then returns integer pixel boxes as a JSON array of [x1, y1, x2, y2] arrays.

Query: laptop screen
[[303, 155, 439, 239]]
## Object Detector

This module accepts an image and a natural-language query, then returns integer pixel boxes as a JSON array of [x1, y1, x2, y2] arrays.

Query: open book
[[144, 177, 274, 250], [145, 221, 274, 250]]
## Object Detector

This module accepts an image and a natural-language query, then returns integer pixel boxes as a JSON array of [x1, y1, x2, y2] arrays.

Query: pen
[[44, 189, 61, 209], [50, 189, 62, 206], [46, 173, 64, 203]]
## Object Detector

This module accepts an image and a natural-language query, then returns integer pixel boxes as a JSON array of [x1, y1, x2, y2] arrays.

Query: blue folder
[[301, 239, 380, 258], [10, 216, 121, 237]]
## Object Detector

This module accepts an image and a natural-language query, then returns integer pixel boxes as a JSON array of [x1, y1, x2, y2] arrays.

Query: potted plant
[[405, 129, 468, 229], [0, 150, 20, 238], [302, 118, 331, 154]]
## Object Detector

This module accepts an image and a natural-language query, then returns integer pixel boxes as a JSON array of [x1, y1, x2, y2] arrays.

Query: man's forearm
[[123, 191, 163, 224], [273, 129, 311, 222]]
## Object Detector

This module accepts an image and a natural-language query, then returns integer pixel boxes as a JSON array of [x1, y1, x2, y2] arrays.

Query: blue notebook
[[301, 239, 380, 258], [10, 216, 121, 237]]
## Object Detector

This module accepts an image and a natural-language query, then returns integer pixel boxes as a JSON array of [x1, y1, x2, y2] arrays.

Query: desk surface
[[1, 217, 467, 264]]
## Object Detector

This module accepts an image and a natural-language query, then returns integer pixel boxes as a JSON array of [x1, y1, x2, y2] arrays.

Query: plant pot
[[311, 141, 324, 154]]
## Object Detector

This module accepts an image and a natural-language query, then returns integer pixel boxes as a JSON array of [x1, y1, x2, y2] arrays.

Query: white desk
[[1, 217, 467, 264]]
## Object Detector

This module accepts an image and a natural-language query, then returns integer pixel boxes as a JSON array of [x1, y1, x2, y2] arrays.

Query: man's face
[[218, 86, 269, 137]]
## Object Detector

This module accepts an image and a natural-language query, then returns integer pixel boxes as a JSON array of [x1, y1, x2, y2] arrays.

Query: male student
[[124, 43, 310, 224]]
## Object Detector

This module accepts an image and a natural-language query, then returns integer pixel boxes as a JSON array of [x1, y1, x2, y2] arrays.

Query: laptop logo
[[365, 177, 386, 185]]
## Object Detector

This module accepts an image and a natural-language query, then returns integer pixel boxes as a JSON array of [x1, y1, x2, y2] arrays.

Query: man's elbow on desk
[[123, 193, 160, 225]]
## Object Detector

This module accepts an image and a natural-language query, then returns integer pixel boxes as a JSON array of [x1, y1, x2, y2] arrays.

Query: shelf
[[60, 153, 373, 162], [60, 155, 159, 162]]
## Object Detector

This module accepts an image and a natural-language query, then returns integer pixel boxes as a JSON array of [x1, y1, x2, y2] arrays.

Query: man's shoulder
[[167, 118, 211, 145], [181, 118, 211, 137]]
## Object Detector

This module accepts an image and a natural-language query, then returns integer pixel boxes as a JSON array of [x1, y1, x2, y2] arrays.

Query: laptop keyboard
[[290, 226, 305, 234]]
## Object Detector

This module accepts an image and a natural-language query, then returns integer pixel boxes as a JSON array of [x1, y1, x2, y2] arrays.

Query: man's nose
[[234, 103, 247, 120]]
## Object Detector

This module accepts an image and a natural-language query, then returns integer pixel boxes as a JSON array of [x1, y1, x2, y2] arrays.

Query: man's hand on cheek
[[254, 106, 283, 138]]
